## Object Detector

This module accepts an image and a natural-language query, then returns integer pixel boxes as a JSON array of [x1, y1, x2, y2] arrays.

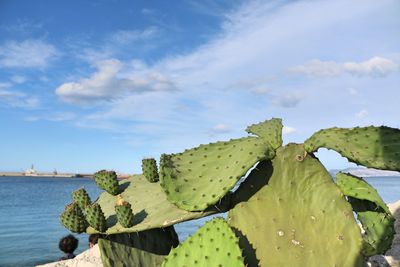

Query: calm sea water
[[0, 175, 399, 267]]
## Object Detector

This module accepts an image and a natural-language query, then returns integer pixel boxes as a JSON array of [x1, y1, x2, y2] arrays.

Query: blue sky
[[0, 0, 399, 174]]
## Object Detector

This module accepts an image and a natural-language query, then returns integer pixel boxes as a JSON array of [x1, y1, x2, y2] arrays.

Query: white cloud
[[289, 60, 342, 76], [210, 123, 231, 134], [111, 27, 158, 44], [55, 59, 176, 104], [273, 91, 303, 108], [344, 57, 399, 77], [348, 87, 358, 95], [290, 57, 399, 77], [356, 109, 368, 118], [0, 88, 40, 108], [10, 75, 27, 84], [0, 39, 58, 68], [25, 112, 76, 122], [282, 126, 296, 135]]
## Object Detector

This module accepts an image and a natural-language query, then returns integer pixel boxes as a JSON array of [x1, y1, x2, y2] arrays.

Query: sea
[[0, 175, 399, 267]]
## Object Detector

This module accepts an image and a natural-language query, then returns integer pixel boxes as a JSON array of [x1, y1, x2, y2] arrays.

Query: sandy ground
[[38, 201, 400, 267]]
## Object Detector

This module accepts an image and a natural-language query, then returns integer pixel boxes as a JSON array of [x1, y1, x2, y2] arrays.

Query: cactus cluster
[[59, 118, 399, 267], [94, 170, 119, 195]]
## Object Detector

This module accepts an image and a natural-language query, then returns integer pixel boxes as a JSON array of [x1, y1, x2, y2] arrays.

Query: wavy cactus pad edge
[[304, 126, 400, 171], [246, 118, 283, 149], [160, 137, 274, 211]]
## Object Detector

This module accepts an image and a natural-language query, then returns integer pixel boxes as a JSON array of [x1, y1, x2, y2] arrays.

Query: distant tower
[[25, 164, 37, 176]]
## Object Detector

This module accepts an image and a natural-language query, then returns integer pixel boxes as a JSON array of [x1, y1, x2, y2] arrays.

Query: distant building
[[25, 164, 38, 176]]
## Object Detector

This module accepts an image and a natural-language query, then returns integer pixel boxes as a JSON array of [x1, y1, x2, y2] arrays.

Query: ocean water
[[0, 175, 399, 267]]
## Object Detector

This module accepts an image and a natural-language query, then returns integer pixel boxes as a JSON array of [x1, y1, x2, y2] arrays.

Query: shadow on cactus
[[59, 118, 399, 267]]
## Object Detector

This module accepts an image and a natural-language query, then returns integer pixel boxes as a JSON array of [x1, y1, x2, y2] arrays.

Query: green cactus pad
[[246, 118, 283, 149], [72, 187, 91, 209], [304, 126, 400, 171], [162, 218, 244, 267], [335, 173, 395, 256], [159, 137, 274, 211], [87, 175, 225, 235], [336, 172, 390, 213], [115, 196, 135, 228], [60, 202, 88, 234], [85, 203, 107, 232], [94, 170, 120, 195], [228, 144, 365, 267], [99, 227, 179, 267], [142, 158, 159, 183]]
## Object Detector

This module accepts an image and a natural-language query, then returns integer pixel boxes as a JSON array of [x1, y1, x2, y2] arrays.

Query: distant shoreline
[[0, 172, 93, 178]]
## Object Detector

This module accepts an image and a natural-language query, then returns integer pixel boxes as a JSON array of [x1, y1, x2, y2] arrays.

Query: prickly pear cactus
[[87, 175, 225, 235], [60, 203, 88, 234], [162, 218, 244, 267], [336, 173, 395, 256], [72, 187, 91, 209], [246, 118, 283, 149], [304, 126, 400, 171], [228, 144, 365, 267], [94, 170, 120, 196], [160, 137, 275, 211], [85, 203, 107, 233], [99, 227, 179, 267], [142, 158, 159, 183], [115, 195, 134, 228]]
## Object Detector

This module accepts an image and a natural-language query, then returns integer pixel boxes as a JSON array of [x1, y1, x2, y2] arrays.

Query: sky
[[0, 0, 399, 174]]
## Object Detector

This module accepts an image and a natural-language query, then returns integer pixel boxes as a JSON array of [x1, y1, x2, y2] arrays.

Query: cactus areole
[[59, 118, 399, 267]]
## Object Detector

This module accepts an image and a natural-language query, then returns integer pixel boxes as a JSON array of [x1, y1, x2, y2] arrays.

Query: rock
[[36, 244, 103, 267]]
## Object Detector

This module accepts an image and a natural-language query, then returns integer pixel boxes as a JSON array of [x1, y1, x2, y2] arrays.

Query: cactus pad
[[115, 195, 135, 228], [142, 158, 159, 182], [94, 170, 120, 195], [85, 203, 107, 232], [60, 203, 88, 234], [99, 227, 179, 267], [336, 173, 395, 256], [304, 126, 400, 171], [228, 144, 365, 267], [87, 175, 224, 235], [72, 187, 91, 209], [162, 218, 244, 267], [246, 118, 283, 149], [160, 137, 274, 211]]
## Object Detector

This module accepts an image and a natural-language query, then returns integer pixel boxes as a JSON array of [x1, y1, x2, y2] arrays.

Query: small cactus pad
[[85, 203, 107, 232], [99, 227, 179, 267], [72, 187, 91, 209], [335, 173, 395, 256], [115, 195, 135, 228], [246, 118, 283, 149], [60, 203, 88, 234], [304, 126, 400, 171], [162, 218, 245, 267], [336, 173, 389, 213], [160, 137, 274, 211], [87, 175, 222, 235], [94, 170, 120, 195], [228, 144, 365, 267], [142, 158, 159, 182]]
